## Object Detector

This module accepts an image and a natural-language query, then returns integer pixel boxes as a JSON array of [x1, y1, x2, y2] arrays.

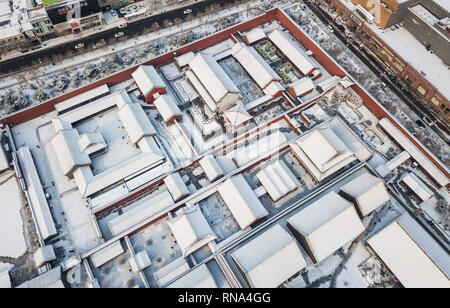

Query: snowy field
[[0, 173, 27, 258]]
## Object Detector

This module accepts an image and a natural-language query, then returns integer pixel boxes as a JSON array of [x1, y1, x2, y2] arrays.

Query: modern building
[[167, 264, 218, 288]]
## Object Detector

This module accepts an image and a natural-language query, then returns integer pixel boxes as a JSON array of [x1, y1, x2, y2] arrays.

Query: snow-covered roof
[[175, 52, 196, 67], [339, 76, 355, 89], [108, 190, 174, 236], [52, 119, 72, 134], [366, 23, 450, 100], [199, 155, 224, 182], [289, 77, 315, 97], [78, 132, 107, 156], [154, 257, 190, 287], [263, 80, 285, 97], [224, 101, 252, 128], [17, 147, 57, 241], [340, 172, 390, 216], [433, 0, 450, 13], [217, 175, 269, 229], [378, 118, 449, 186], [243, 27, 267, 44], [33, 245, 56, 268], [54, 84, 110, 114], [75, 150, 165, 198], [232, 42, 280, 89], [256, 160, 300, 201], [132, 65, 166, 97], [185, 69, 219, 112], [153, 94, 182, 123], [231, 224, 306, 288], [401, 172, 434, 202], [268, 30, 318, 75], [60, 90, 131, 125], [90, 240, 125, 268], [385, 151, 411, 171], [316, 75, 341, 93], [189, 52, 240, 103], [0, 137, 9, 173], [167, 264, 217, 288], [17, 266, 64, 288], [164, 172, 190, 202], [367, 213, 450, 288], [168, 205, 217, 257], [287, 191, 365, 263], [52, 129, 91, 177], [290, 127, 356, 181], [118, 103, 156, 144], [130, 250, 152, 273]]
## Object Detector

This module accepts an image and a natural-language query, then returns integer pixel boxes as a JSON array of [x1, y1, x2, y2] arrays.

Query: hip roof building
[[231, 224, 306, 288], [339, 172, 390, 217], [218, 174, 269, 229], [290, 127, 357, 182], [153, 94, 182, 124], [132, 65, 167, 102], [167, 205, 217, 257], [287, 191, 365, 263], [367, 213, 450, 288], [232, 42, 281, 90], [167, 263, 217, 288], [268, 29, 318, 76], [187, 52, 240, 113]]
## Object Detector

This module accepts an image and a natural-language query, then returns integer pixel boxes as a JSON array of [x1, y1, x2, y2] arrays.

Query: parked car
[[111, 9, 117, 17], [327, 25, 334, 33], [118, 22, 128, 29], [423, 116, 434, 127], [74, 43, 85, 49], [115, 31, 124, 38]]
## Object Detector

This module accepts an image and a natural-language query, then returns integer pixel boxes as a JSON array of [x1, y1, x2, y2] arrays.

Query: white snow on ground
[[0, 174, 27, 258]]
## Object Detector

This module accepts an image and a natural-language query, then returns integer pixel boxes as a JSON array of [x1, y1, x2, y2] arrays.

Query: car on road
[[74, 43, 85, 49], [327, 25, 334, 33], [115, 31, 125, 38], [423, 116, 434, 127], [184, 9, 192, 14], [118, 22, 128, 29], [381, 81, 388, 89]]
